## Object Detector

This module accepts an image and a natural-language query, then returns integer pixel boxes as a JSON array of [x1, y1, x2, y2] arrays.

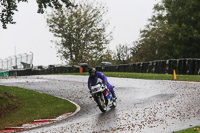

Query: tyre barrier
[[5, 58, 200, 76], [80, 63, 88, 72], [97, 58, 200, 75], [8, 66, 80, 76]]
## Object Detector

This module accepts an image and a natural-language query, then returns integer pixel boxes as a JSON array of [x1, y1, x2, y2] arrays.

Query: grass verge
[[0, 85, 76, 130], [57, 72, 200, 82], [174, 125, 200, 133]]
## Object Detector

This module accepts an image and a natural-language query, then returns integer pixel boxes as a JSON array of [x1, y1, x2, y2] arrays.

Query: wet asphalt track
[[1, 75, 200, 133]]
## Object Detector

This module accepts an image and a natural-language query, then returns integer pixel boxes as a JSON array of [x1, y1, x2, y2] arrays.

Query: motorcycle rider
[[88, 68, 117, 99]]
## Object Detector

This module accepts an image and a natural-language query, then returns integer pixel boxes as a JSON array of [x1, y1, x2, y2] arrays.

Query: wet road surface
[[1, 75, 200, 133]]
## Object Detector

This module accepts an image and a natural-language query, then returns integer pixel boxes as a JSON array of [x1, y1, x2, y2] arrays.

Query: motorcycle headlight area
[[92, 87, 99, 92], [91, 84, 101, 92]]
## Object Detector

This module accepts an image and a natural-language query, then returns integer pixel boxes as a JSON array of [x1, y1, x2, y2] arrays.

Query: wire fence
[[0, 52, 33, 71]]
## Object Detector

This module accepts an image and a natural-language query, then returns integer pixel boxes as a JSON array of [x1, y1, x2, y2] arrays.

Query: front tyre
[[97, 93, 107, 112]]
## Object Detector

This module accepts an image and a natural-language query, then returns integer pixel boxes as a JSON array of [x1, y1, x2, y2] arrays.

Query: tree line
[[1, 0, 200, 67], [132, 0, 200, 62], [47, 0, 200, 66], [46, 1, 134, 66]]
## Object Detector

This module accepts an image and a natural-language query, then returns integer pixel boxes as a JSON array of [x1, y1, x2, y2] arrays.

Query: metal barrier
[[0, 52, 33, 71]]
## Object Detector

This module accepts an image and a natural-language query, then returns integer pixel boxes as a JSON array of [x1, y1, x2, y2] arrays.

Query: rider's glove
[[103, 82, 108, 86]]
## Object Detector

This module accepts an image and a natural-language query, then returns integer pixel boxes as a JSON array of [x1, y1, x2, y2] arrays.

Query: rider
[[88, 68, 117, 99]]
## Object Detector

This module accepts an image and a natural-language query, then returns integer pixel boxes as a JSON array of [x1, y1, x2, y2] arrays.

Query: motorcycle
[[90, 80, 117, 113]]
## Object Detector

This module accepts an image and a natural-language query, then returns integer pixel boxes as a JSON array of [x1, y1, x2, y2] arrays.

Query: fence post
[[18, 54, 22, 69], [5, 58, 8, 70], [0, 59, 3, 70], [30, 51, 33, 68], [24, 53, 28, 64], [8, 56, 12, 70]]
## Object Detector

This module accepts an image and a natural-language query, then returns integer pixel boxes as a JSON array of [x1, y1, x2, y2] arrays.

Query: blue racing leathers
[[88, 71, 116, 97]]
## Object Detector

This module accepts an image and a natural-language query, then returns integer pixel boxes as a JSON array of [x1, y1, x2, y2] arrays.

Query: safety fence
[[96, 58, 200, 75], [0, 52, 33, 71], [1, 58, 200, 77]]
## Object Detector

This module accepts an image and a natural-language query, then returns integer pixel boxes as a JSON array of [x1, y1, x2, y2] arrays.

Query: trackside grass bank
[[174, 125, 200, 133], [0, 85, 76, 130], [58, 72, 200, 82]]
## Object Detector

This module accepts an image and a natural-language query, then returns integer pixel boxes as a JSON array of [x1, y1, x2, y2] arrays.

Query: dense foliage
[[2, 0, 199, 65], [132, 0, 200, 62], [114, 44, 131, 64]]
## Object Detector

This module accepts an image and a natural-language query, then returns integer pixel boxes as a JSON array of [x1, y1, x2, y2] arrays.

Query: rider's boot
[[111, 91, 117, 100]]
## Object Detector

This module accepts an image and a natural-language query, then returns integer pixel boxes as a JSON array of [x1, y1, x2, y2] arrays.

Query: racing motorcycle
[[90, 79, 117, 113]]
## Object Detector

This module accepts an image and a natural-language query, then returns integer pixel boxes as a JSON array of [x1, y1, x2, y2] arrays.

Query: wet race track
[[1, 75, 200, 133]]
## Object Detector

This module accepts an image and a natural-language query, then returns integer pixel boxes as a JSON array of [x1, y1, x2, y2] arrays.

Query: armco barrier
[[99, 58, 200, 75]]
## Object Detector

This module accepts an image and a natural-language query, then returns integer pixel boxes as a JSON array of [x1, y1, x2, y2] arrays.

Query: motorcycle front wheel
[[97, 93, 107, 113]]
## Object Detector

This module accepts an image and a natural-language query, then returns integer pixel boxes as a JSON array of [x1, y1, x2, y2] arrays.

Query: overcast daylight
[[0, 0, 160, 66], [1, 0, 200, 132]]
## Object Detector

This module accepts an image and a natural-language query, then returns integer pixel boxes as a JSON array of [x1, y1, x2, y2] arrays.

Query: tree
[[114, 44, 131, 64], [0, 0, 72, 29], [162, 0, 200, 58], [132, 0, 200, 62], [101, 49, 114, 63], [47, 0, 112, 66], [131, 13, 170, 62]]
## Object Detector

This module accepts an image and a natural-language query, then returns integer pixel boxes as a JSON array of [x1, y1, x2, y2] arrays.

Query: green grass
[[174, 125, 200, 133], [57, 72, 200, 82], [0, 90, 17, 114], [0, 85, 76, 130]]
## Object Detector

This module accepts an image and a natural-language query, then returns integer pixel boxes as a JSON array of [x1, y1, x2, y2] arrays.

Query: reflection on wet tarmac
[[139, 93, 177, 104], [1, 75, 200, 133]]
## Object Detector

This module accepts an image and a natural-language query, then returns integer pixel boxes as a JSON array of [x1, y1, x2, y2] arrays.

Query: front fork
[[93, 92, 108, 106]]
